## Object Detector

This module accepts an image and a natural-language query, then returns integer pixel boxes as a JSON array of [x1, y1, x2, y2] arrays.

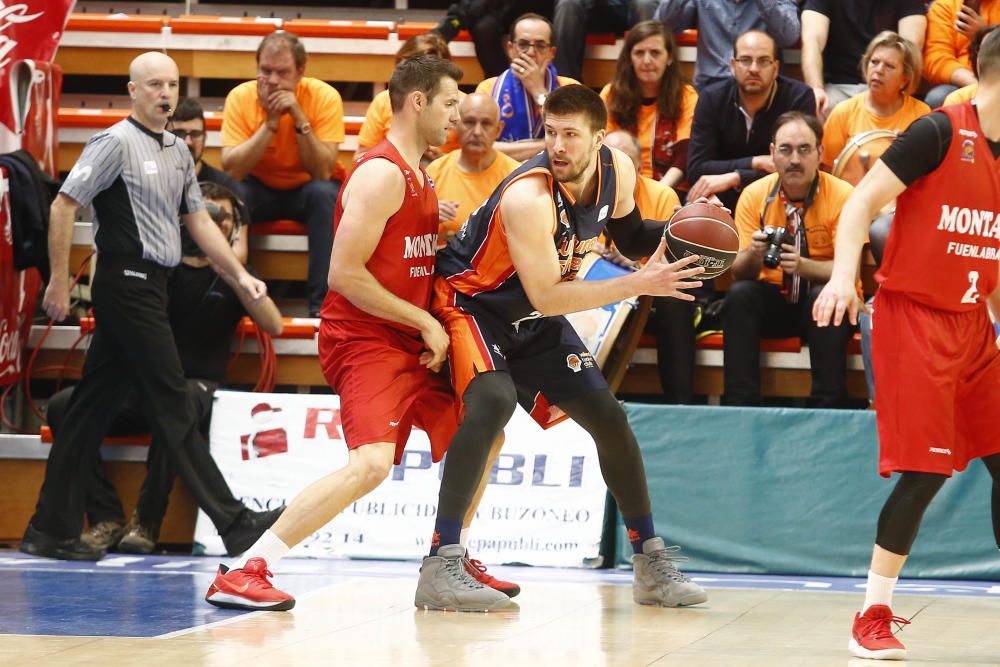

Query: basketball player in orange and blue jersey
[[203, 56, 514, 613], [815, 29, 1000, 662], [414, 84, 711, 611]]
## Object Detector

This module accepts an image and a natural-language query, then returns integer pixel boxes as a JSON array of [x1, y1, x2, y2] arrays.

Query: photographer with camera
[[723, 111, 857, 407]]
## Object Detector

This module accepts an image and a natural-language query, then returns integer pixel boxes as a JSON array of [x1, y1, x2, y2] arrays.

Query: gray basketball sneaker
[[415, 544, 512, 612], [632, 537, 708, 607]]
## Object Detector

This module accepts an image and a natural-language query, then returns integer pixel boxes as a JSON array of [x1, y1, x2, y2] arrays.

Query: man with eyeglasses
[[169, 98, 250, 259], [723, 111, 856, 407], [476, 13, 579, 161], [687, 29, 815, 212], [656, 0, 800, 90], [169, 98, 244, 201]]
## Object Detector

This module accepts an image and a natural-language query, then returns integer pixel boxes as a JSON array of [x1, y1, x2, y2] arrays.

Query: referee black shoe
[[20, 523, 106, 561], [221, 506, 285, 556]]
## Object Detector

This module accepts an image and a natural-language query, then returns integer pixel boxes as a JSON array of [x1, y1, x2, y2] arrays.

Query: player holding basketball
[[815, 29, 1000, 662], [204, 56, 481, 611], [414, 84, 710, 611]]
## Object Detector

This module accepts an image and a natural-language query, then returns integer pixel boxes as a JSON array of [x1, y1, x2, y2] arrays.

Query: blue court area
[[0, 552, 997, 638]]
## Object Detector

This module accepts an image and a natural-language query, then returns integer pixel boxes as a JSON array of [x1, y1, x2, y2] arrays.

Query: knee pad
[[876, 471, 947, 555], [463, 373, 517, 425]]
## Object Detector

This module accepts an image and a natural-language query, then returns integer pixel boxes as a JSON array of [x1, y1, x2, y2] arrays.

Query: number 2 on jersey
[[961, 270, 980, 304]]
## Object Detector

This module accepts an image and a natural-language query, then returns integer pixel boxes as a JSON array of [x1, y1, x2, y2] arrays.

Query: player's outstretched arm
[[814, 160, 905, 327], [329, 158, 449, 369], [504, 176, 704, 317]]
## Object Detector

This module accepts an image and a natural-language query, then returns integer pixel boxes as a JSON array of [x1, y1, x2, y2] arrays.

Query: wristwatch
[[535, 92, 547, 107], [295, 121, 312, 135]]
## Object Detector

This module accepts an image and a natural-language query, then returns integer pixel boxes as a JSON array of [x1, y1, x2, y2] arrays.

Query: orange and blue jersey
[[436, 145, 623, 324]]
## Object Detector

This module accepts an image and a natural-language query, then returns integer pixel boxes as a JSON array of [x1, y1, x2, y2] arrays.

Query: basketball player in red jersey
[[415, 85, 712, 611], [815, 30, 1000, 661], [203, 56, 513, 612]]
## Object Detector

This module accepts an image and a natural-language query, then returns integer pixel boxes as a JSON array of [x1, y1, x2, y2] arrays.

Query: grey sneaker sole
[[414, 596, 513, 612], [634, 590, 709, 607]]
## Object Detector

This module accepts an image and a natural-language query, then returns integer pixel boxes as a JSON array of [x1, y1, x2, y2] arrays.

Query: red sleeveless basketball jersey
[[878, 102, 1000, 312], [320, 139, 439, 334]]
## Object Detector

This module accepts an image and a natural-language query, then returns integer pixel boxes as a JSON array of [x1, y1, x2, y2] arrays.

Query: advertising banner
[[195, 391, 608, 567]]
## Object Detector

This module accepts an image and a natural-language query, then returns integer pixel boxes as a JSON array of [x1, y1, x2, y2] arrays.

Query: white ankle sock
[[863, 569, 898, 612], [231, 530, 290, 571], [460, 528, 470, 550]]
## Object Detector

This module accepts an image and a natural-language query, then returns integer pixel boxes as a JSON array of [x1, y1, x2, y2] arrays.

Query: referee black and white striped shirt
[[61, 116, 205, 268]]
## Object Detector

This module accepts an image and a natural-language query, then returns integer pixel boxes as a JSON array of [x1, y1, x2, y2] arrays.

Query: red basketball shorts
[[871, 289, 1000, 477], [318, 319, 459, 464]]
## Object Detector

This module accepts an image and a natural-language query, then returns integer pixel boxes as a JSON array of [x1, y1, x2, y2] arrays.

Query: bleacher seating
[[26, 316, 870, 401]]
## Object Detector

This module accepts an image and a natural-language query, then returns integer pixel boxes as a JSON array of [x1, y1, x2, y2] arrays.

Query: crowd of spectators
[[155, 0, 990, 409]]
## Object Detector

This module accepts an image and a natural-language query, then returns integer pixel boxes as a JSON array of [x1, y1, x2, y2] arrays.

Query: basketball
[[663, 202, 739, 279]]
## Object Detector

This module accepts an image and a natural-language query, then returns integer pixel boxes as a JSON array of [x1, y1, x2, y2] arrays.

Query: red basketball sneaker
[[464, 552, 520, 598], [205, 558, 295, 611], [849, 604, 910, 660]]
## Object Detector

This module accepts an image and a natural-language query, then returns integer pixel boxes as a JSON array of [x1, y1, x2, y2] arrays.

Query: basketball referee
[[21, 52, 282, 561]]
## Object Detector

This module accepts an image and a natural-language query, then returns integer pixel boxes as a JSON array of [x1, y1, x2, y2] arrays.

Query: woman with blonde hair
[[822, 31, 930, 174], [355, 33, 459, 162], [600, 20, 697, 191]]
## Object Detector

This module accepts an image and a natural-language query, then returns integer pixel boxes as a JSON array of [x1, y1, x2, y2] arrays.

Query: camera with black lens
[[761, 225, 789, 269]]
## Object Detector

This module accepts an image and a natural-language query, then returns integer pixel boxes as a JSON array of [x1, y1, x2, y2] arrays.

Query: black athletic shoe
[[221, 506, 285, 556], [20, 523, 106, 561]]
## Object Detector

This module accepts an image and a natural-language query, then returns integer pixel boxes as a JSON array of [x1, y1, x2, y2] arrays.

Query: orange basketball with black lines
[[663, 202, 739, 279]]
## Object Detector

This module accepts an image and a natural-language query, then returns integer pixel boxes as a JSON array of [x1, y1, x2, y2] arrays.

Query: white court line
[[152, 581, 349, 640], [152, 609, 270, 640]]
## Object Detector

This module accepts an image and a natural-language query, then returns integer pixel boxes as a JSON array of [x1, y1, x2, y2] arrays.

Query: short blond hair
[[860, 31, 922, 96]]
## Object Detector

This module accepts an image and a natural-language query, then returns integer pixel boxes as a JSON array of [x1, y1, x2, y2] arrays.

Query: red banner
[[0, 0, 74, 170], [0, 1, 73, 67], [0, 167, 41, 387]]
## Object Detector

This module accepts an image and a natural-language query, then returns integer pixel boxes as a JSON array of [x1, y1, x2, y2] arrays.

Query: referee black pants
[[30, 255, 245, 539], [47, 378, 217, 531]]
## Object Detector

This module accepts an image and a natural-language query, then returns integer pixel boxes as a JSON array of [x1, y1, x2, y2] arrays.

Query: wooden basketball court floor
[[1, 552, 997, 666]]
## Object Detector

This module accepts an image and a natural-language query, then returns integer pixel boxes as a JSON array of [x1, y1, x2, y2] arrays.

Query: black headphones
[[181, 182, 246, 258]]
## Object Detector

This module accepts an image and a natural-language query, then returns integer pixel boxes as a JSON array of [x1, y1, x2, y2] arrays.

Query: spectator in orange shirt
[[800, 0, 926, 121], [604, 129, 705, 405], [476, 13, 580, 161], [943, 24, 1000, 105], [355, 33, 460, 164], [221, 31, 344, 317], [923, 0, 1000, 107], [600, 20, 698, 194], [822, 32, 930, 174], [425, 94, 520, 245], [725, 111, 856, 407]]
